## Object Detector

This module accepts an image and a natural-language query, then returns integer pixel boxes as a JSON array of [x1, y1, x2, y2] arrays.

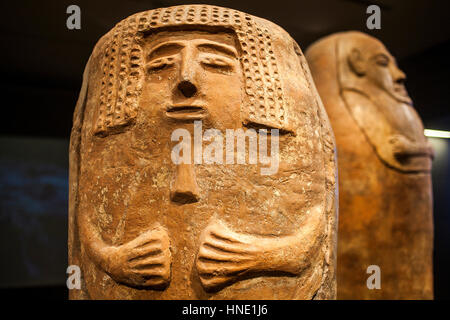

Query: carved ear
[[347, 48, 366, 76]]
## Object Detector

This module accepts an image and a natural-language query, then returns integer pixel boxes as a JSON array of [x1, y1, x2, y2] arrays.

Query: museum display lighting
[[424, 129, 450, 139]]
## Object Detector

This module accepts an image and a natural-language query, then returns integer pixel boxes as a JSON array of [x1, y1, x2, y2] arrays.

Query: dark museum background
[[0, 0, 449, 299]]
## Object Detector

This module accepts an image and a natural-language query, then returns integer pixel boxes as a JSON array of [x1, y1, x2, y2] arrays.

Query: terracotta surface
[[306, 31, 434, 299], [69, 5, 338, 300]]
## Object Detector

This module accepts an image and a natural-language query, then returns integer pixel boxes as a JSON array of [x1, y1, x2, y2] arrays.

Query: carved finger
[[198, 245, 249, 262], [127, 270, 169, 288], [131, 256, 166, 269], [207, 228, 243, 245], [130, 245, 163, 261], [133, 267, 169, 279], [203, 238, 253, 255], [199, 275, 233, 290], [197, 259, 251, 275], [134, 238, 159, 249], [143, 277, 168, 287], [129, 230, 158, 246], [132, 225, 167, 245]]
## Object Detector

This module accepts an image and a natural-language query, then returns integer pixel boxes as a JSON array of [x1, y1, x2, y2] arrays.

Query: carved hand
[[196, 209, 325, 291], [196, 220, 264, 291], [389, 134, 434, 158], [101, 225, 171, 288], [389, 134, 411, 155]]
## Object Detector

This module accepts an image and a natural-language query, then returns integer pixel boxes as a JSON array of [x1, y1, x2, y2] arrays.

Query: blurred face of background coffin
[[355, 39, 412, 105]]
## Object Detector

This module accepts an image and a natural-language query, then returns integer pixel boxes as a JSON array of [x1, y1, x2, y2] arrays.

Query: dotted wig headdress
[[94, 5, 289, 136]]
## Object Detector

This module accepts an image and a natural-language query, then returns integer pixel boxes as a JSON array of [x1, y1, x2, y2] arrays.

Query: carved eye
[[200, 54, 234, 73], [147, 56, 176, 73], [375, 54, 389, 67]]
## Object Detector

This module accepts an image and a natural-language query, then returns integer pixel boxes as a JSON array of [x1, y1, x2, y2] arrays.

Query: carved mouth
[[392, 85, 412, 104], [393, 84, 409, 97], [166, 106, 207, 120], [394, 85, 407, 95]]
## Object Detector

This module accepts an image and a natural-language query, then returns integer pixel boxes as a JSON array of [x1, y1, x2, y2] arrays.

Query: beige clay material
[[306, 31, 434, 299], [69, 5, 338, 299]]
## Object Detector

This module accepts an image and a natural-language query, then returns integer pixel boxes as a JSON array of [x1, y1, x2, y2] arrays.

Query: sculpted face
[[143, 30, 242, 129], [71, 7, 337, 300], [306, 31, 434, 300], [350, 39, 412, 104], [323, 32, 434, 173]]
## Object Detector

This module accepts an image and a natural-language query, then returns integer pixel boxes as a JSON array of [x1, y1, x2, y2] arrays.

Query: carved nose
[[395, 75, 406, 86], [177, 80, 197, 98], [392, 66, 407, 85], [170, 163, 200, 204]]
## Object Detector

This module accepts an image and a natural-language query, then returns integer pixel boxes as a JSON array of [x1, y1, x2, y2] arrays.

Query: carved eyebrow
[[373, 52, 392, 62], [375, 53, 389, 59], [148, 41, 184, 60], [196, 41, 238, 58]]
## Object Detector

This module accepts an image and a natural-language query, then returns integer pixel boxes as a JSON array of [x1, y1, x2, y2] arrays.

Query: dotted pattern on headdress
[[94, 5, 288, 136]]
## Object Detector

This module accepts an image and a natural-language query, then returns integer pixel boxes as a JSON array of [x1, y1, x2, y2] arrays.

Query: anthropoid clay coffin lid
[[306, 31, 433, 299], [69, 5, 338, 300]]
